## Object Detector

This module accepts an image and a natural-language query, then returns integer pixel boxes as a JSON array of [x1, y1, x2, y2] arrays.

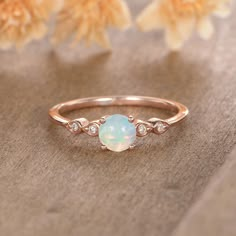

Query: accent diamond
[[88, 123, 99, 136], [154, 121, 169, 134], [137, 124, 148, 136], [71, 123, 79, 131], [67, 121, 81, 134]]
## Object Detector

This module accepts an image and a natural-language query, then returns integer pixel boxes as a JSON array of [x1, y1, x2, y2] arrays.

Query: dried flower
[[136, 0, 232, 50], [52, 0, 131, 49], [0, 0, 62, 49]]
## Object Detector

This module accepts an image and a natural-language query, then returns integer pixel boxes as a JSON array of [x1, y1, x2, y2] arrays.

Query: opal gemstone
[[99, 114, 136, 152]]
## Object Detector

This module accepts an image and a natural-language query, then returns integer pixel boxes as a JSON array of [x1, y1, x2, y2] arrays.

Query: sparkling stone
[[137, 124, 147, 136], [99, 114, 136, 152], [88, 123, 99, 135], [155, 121, 168, 134], [68, 121, 81, 133], [71, 122, 79, 131]]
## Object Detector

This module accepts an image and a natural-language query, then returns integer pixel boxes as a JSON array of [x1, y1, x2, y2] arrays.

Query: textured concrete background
[[0, 1, 236, 236]]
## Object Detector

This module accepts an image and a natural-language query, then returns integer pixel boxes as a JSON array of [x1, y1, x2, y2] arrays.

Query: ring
[[49, 96, 189, 152]]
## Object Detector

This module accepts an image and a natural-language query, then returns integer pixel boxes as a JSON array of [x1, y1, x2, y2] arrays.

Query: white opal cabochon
[[99, 114, 136, 152]]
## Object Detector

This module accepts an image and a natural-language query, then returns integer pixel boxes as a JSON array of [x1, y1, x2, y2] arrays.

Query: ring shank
[[49, 96, 189, 126]]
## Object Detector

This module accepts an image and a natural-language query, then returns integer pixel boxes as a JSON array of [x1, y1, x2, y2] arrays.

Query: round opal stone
[[99, 114, 136, 152]]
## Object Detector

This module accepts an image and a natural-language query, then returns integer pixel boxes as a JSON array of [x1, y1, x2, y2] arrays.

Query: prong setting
[[129, 144, 136, 150], [128, 115, 135, 123], [99, 117, 106, 124], [101, 145, 107, 150]]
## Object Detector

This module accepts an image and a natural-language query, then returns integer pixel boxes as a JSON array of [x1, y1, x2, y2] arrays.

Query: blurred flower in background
[[0, 0, 62, 49], [52, 0, 131, 48], [0, 0, 232, 50], [137, 0, 232, 50]]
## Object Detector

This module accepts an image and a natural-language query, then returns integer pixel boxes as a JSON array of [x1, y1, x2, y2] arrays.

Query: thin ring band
[[49, 96, 189, 152]]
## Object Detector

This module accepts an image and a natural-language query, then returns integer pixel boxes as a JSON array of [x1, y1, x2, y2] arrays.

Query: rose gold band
[[49, 96, 189, 137]]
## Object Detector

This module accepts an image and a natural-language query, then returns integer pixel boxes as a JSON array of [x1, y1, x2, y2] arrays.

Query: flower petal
[[213, 3, 231, 18], [136, 0, 163, 31], [177, 17, 195, 41], [165, 29, 184, 51], [113, 0, 131, 29], [197, 17, 214, 40], [53, 0, 131, 49], [0, 0, 59, 50], [136, 0, 232, 50]]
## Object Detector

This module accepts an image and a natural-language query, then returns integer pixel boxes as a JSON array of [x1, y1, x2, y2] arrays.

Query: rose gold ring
[[49, 96, 189, 152]]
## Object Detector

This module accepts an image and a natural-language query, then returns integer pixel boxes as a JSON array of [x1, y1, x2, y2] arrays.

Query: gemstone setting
[[67, 120, 82, 134], [154, 121, 169, 134], [99, 114, 136, 152], [86, 123, 99, 136], [136, 123, 148, 136]]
